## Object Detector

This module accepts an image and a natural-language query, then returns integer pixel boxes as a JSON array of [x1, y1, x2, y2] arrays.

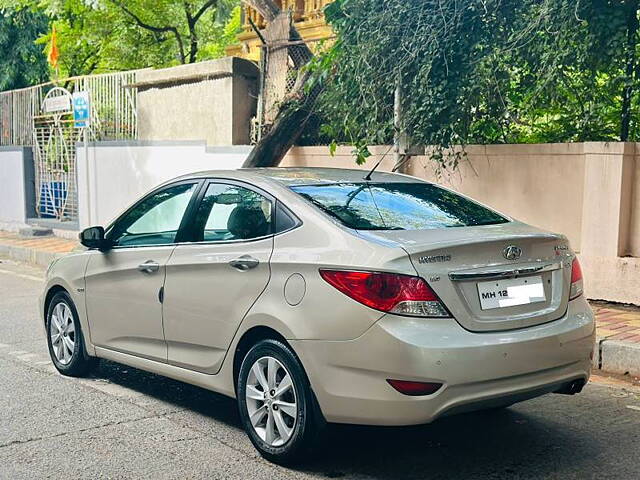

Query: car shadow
[[91, 359, 598, 479], [92, 359, 242, 427]]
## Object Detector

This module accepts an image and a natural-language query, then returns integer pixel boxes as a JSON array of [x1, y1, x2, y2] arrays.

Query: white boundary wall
[[2, 140, 639, 305], [282, 142, 640, 305], [0, 147, 29, 231], [76, 141, 249, 229]]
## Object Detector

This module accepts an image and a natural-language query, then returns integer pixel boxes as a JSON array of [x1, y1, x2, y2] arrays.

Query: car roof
[[175, 167, 425, 187]]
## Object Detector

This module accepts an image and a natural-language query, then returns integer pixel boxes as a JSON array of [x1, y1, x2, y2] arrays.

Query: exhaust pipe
[[554, 379, 586, 395]]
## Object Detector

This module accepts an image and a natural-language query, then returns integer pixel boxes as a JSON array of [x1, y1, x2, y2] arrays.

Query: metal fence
[[0, 86, 41, 146], [0, 70, 142, 147], [76, 70, 141, 141], [0, 70, 143, 223]]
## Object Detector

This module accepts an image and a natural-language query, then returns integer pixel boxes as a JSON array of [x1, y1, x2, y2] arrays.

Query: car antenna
[[363, 144, 394, 181]]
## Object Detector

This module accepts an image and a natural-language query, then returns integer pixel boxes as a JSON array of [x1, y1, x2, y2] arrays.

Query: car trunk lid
[[357, 222, 573, 332]]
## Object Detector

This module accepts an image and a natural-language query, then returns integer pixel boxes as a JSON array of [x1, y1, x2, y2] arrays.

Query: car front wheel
[[46, 291, 97, 377], [237, 339, 323, 464]]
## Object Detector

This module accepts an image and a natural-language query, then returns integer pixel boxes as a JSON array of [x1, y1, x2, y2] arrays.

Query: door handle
[[138, 260, 160, 274], [229, 255, 260, 271]]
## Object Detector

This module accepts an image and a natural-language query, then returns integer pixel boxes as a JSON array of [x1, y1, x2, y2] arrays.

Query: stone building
[[226, 0, 334, 61]]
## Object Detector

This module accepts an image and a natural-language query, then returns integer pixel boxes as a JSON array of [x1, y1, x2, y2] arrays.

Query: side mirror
[[79, 226, 110, 250]]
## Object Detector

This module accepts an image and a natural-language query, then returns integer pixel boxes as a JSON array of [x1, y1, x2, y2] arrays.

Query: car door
[[85, 180, 201, 362], [162, 180, 277, 374]]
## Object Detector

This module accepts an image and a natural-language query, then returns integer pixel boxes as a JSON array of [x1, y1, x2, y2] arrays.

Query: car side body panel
[[84, 246, 174, 362], [252, 218, 417, 342], [162, 237, 274, 374], [40, 250, 95, 356]]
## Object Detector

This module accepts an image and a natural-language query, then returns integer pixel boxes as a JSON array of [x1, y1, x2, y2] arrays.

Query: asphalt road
[[1, 258, 640, 480]]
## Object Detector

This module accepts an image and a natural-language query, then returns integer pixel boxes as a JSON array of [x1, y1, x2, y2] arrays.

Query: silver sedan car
[[41, 168, 595, 464]]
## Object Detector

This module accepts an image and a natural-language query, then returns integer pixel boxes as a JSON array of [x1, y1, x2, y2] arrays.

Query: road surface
[[1, 258, 639, 479]]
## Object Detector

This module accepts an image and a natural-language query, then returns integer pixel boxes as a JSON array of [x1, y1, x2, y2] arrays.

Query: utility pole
[[393, 75, 403, 167]]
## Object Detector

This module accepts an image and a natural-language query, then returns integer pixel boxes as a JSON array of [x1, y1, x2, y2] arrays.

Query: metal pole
[[393, 75, 402, 166], [84, 125, 90, 226]]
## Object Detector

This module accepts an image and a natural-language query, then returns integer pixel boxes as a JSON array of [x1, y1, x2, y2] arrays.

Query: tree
[[314, 0, 640, 163], [19, 0, 241, 79], [0, 6, 48, 91], [517, 0, 640, 142], [109, 0, 225, 65], [241, 0, 321, 168]]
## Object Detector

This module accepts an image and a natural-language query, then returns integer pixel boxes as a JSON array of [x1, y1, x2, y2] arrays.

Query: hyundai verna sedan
[[41, 167, 595, 463]]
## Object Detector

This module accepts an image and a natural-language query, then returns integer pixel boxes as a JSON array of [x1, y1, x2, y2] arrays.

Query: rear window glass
[[290, 183, 508, 230]]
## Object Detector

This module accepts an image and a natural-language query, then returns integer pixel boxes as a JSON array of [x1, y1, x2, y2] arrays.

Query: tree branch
[[184, 2, 198, 63], [193, 0, 218, 24], [109, 0, 187, 63], [183, 1, 218, 63], [111, 0, 175, 34]]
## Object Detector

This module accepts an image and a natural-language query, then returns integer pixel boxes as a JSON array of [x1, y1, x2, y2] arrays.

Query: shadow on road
[[92, 359, 598, 479], [93, 359, 242, 427]]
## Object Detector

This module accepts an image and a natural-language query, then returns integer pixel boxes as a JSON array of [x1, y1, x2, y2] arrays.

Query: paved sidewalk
[[592, 305, 640, 344], [0, 230, 77, 266], [591, 304, 640, 378], [1, 230, 639, 378]]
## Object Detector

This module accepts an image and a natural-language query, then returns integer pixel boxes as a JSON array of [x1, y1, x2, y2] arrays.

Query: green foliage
[[315, 0, 640, 163], [197, 5, 242, 60], [1, 0, 243, 83], [351, 140, 371, 165], [0, 5, 48, 90]]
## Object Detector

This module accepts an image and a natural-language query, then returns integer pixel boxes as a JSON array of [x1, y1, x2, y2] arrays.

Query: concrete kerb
[[600, 340, 640, 377], [592, 334, 640, 378], [0, 244, 64, 269]]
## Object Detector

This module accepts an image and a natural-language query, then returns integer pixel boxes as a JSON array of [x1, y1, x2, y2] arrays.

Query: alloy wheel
[[245, 356, 298, 447], [50, 302, 76, 365]]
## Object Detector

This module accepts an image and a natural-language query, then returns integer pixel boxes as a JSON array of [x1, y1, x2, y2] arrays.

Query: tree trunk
[[242, 0, 319, 168], [620, 0, 639, 141], [245, 0, 281, 23], [187, 21, 198, 63], [243, 99, 315, 167]]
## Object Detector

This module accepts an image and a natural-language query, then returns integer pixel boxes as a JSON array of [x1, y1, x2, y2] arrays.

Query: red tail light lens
[[319, 269, 449, 317], [570, 258, 583, 300], [387, 379, 443, 396]]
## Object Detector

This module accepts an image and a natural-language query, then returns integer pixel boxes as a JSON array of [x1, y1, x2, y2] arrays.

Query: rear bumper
[[291, 297, 595, 426]]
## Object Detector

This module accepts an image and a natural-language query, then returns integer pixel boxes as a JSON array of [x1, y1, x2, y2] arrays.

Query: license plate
[[477, 276, 545, 310]]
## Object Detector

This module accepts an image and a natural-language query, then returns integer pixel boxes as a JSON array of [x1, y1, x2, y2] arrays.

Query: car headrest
[[227, 205, 269, 239]]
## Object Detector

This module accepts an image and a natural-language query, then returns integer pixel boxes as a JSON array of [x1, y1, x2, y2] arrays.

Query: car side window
[[109, 182, 198, 247], [192, 183, 273, 242], [274, 201, 298, 233]]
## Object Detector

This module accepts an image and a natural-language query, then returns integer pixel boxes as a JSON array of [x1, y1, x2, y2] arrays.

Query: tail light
[[387, 379, 443, 396], [319, 269, 449, 317], [569, 257, 583, 300]]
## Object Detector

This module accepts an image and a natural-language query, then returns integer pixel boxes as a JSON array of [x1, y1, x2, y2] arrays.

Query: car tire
[[237, 338, 324, 465], [46, 291, 98, 377]]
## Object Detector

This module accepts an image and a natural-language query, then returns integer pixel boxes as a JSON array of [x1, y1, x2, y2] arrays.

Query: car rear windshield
[[290, 182, 509, 230]]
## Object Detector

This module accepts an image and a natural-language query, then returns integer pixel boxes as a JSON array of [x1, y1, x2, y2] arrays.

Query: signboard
[[43, 95, 71, 113], [72, 91, 90, 128]]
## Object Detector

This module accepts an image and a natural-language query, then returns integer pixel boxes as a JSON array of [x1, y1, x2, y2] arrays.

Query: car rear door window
[[290, 182, 508, 230], [192, 183, 273, 242]]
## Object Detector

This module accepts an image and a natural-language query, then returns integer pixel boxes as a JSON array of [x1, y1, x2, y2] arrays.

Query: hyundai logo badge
[[503, 245, 522, 261]]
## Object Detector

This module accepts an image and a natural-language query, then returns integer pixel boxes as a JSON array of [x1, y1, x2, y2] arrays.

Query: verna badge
[[503, 245, 522, 261]]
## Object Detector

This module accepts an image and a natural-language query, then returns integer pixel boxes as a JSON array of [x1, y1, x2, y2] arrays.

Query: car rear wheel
[[46, 291, 97, 377], [237, 339, 323, 464]]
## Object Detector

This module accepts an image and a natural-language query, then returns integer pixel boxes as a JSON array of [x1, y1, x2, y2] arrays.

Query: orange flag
[[47, 26, 59, 69]]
